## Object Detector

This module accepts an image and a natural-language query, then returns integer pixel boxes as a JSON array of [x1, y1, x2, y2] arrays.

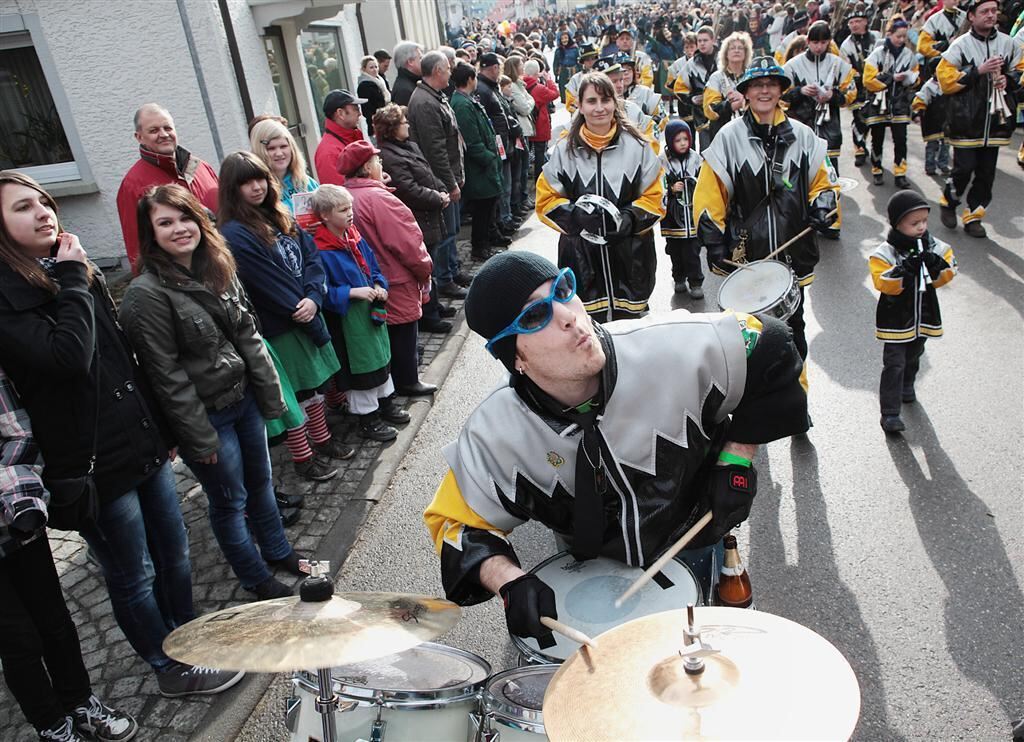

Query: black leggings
[[948, 146, 999, 214], [0, 536, 92, 731], [468, 196, 497, 251]]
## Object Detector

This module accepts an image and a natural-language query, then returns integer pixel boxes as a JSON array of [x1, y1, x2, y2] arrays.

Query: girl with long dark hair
[[119, 184, 303, 601]]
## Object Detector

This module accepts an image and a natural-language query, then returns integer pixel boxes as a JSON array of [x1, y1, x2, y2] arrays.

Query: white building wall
[[0, 0, 439, 266]]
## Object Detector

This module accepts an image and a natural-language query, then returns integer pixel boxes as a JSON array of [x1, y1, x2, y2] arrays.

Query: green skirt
[[263, 340, 305, 438], [266, 324, 341, 394]]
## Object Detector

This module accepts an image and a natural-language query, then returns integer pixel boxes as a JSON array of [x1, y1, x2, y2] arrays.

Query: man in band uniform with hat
[[423, 251, 808, 642], [935, 0, 1024, 237], [565, 45, 600, 114], [694, 56, 840, 393]]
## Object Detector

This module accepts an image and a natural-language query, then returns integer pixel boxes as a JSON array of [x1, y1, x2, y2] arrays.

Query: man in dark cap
[[313, 89, 367, 186], [423, 250, 808, 642]]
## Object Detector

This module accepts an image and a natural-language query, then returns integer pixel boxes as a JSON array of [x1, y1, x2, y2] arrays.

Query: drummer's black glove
[[569, 205, 607, 236], [921, 250, 949, 280], [499, 574, 557, 640], [705, 242, 735, 276], [808, 202, 838, 234], [704, 463, 758, 543]]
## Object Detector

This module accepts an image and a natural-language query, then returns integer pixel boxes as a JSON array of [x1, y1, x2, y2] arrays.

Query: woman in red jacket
[[337, 141, 436, 399], [524, 59, 562, 180]]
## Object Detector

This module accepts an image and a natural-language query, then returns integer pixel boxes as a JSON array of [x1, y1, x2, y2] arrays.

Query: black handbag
[[44, 340, 101, 532]]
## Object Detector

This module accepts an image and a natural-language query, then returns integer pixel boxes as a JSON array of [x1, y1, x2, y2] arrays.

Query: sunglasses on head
[[485, 268, 577, 358]]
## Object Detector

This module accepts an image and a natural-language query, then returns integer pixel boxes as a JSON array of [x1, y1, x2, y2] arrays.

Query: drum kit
[[163, 555, 861, 741]]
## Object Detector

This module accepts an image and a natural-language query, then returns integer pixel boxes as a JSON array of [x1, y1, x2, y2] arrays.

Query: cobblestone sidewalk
[[0, 242, 477, 741]]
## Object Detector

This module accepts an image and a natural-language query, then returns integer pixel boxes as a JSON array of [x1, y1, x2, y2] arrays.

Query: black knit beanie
[[887, 190, 930, 228], [465, 251, 561, 373]]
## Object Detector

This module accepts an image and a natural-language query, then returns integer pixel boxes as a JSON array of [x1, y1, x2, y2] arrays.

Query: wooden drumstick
[[540, 617, 598, 650], [614, 511, 713, 608]]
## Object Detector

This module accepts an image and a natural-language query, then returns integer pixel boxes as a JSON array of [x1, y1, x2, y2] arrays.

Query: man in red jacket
[[116, 103, 219, 271], [313, 89, 367, 187], [524, 59, 560, 180]]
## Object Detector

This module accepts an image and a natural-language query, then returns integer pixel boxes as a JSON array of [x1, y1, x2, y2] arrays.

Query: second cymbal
[[163, 592, 461, 673], [543, 607, 860, 741]]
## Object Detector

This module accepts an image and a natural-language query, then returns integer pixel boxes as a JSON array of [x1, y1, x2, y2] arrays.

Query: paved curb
[[190, 314, 473, 741]]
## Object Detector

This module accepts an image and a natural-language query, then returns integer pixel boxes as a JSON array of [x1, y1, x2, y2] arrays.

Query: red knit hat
[[336, 140, 380, 177]]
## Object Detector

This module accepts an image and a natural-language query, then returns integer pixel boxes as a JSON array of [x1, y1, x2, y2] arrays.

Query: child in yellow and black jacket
[[869, 190, 956, 434], [660, 119, 703, 298]]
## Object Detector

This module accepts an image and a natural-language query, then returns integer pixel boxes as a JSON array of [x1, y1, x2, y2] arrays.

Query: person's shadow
[[751, 443, 906, 741], [885, 407, 1024, 727]]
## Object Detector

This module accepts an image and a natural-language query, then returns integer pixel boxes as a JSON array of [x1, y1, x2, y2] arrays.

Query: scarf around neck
[[315, 224, 372, 279], [580, 123, 617, 151]]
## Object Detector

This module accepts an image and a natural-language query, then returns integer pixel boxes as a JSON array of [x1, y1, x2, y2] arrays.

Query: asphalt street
[[236, 112, 1023, 741]]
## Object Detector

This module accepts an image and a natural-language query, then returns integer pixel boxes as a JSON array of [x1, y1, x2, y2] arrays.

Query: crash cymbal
[[543, 607, 860, 741], [163, 592, 461, 673]]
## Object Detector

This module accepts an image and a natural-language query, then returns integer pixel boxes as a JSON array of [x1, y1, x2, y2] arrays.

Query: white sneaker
[[38, 716, 86, 742], [72, 695, 138, 742]]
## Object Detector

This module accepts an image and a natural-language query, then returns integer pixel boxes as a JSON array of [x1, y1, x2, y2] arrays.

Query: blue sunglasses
[[485, 268, 577, 358]]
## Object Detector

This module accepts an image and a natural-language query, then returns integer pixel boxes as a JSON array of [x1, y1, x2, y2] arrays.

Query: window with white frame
[[0, 31, 80, 184]]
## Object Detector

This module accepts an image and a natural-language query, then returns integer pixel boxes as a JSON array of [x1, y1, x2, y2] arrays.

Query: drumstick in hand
[[614, 511, 713, 608], [722, 208, 840, 270], [540, 617, 598, 650]]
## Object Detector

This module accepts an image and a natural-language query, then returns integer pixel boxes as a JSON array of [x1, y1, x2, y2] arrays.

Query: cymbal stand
[[301, 560, 340, 742], [680, 604, 719, 676]]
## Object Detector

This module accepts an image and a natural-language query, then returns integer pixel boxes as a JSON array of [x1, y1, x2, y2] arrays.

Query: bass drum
[[512, 552, 701, 665], [287, 642, 490, 741]]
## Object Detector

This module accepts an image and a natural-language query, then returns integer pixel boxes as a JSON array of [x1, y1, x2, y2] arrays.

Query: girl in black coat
[[0, 171, 243, 699]]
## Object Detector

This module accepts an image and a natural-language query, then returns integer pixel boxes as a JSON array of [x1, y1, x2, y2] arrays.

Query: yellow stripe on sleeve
[[869, 255, 904, 295], [703, 85, 723, 121], [634, 164, 666, 224], [693, 163, 729, 233], [424, 469, 506, 554], [862, 60, 886, 92], [536, 171, 570, 233], [936, 57, 965, 95]]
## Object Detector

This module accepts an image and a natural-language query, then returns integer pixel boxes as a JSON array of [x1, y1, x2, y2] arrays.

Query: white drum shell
[[477, 665, 555, 740], [513, 552, 701, 664], [716, 260, 801, 321], [288, 643, 489, 742]]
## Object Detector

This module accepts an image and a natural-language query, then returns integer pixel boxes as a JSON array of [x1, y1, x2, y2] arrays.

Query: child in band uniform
[[660, 119, 703, 298], [869, 191, 957, 433]]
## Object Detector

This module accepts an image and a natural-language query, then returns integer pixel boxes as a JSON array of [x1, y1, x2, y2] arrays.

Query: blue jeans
[[434, 200, 463, 286], [79, 460, 194, 672], [925, 139, 950, 172], [512, 148, 531, 208], [499, 158, 513, 226], [184, 389, 292, 590]]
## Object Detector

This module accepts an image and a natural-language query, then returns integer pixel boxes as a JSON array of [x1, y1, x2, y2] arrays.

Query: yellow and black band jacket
[[862, 42, 920, 125], [869, 233, 956, 342], [537, 125, 665, 321], [675, 52, 717, 129], [937, 28, 1024, 148], [917, 8, 966, 60], [703, 69, 746, 142], [667, 56, 693, 121], [693, 109, 840, 286], [912, 78, 949, 141], [423, 311, 809, 605], [839, 31, 881, 108], [659, 147, 701, 239], [783, 50, 857, 157]]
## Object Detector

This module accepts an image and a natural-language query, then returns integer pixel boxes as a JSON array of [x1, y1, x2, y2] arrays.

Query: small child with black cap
[[869, 190, 957, 433]]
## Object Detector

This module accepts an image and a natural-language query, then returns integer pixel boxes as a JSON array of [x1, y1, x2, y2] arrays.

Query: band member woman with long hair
[[536, 71, 665, 322]]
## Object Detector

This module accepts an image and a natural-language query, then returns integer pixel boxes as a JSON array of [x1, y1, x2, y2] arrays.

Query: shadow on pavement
[[885, 408, 1024, 727], [751, 441, 906, 741]]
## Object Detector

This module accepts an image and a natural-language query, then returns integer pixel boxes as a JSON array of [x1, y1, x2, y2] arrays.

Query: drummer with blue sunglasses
[[424, 251, 809, 645]]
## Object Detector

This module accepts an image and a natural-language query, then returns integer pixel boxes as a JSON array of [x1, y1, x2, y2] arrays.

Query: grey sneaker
[[72, 695, 138, 742], [157, 661, 245, 698], [294, 455, 338, 482], [39, 717, 85, 742]]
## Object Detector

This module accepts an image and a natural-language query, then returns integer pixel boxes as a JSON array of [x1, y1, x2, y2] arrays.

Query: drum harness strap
[[732, 116, 794, 265]]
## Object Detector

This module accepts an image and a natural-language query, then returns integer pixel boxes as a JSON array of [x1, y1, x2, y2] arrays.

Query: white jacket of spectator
[[768, 13, 788, 52], [507, 79, 537, 139]]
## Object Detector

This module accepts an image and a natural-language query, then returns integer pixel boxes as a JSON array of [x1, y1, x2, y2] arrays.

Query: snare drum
[[717, 259, 802, 321], [287, 642, 490, 741], [512, 552, 701, 665], [472, 665, 556, 740]]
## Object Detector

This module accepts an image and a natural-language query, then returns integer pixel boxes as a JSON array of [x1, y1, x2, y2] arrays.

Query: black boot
[[379, 395, 411, 425], [359, 412, 398, 442]]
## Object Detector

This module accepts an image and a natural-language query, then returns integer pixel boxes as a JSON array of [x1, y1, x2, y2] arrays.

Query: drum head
[[330, 642, 490, 703], [717, 261, 795, 316], [485, 665, 556, 729], [515, 553, 700, 663]]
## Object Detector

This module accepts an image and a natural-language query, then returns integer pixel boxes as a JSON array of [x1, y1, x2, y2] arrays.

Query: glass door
[[261, 27, 310, 162]]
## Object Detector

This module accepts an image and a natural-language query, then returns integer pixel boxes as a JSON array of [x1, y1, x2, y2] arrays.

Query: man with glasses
[[423, 251, 808, 644]]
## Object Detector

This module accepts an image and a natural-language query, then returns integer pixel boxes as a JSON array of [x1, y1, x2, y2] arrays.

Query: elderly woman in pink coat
[[336, 140, 437, 397]]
